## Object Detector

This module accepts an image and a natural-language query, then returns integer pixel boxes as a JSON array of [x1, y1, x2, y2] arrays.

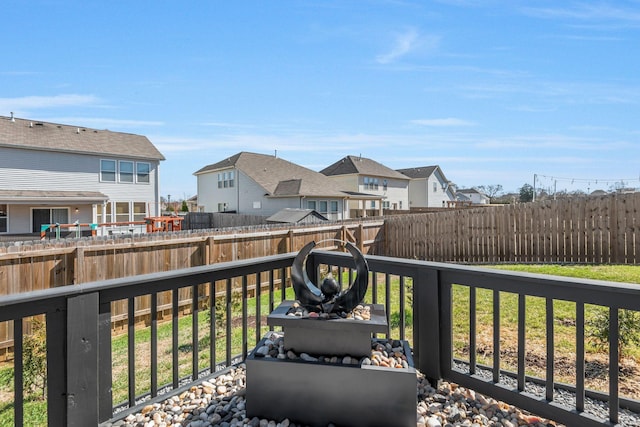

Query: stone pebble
[[105, 363, 566, 427]]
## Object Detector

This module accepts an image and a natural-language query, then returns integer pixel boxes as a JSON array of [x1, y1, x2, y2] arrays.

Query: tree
[[588, 309, 640, 362], [181, 200, 189, 212], [519, 184, 534, 202], [476, 184, 503, 203]]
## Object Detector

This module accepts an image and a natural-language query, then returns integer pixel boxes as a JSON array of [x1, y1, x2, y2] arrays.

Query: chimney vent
[[10, 112, 15, 122]]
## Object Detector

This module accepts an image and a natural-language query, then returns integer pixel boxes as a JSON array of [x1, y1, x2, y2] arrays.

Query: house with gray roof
[[456, 188, 490, 205], [396, 165, 455, 208], [194, 152, 374, 220], [0, 113, 164, 236], [320, 155, 409, 216]]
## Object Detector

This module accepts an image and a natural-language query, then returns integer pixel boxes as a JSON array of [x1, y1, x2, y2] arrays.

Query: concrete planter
[[267, 301, 389, 357], [246, 337, 417, 427]]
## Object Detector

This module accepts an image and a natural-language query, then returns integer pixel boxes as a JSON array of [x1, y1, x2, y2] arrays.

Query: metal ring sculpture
[[291, 240, 369, 314]]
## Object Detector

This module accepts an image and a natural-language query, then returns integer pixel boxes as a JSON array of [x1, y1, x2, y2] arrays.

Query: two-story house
[[194, 152, 363, 220], [320, 155, 409, 216], [396, 165, 455, 208], [0, 114, 164, 235], [456, 188, 490, 205]]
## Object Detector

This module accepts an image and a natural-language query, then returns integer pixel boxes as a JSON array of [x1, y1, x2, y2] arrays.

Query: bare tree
[[476, 184, 503, 203]]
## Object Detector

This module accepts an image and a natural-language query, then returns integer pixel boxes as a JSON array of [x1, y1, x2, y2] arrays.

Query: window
[[319, 201, 328, 214], [218, 203, 226, 212], [307, 200, 317, 210], [133, 202, 146, 222], [433, 182, 438, 192], [119, 161, 134, 183], [218, 171, 235, 188], [399, 201, 403, 209], [0, 204, 7, 233], [370, 201, 376, 209], [330, 201, 338, 213], [383, 179, 388, 191], [382, 201, 390, 209], [115, 202, 130, 223], [101, 159, 116, 182], [364, 176, 379, 190], [97, 203, 113, 223], [136, 162, 150, 183]]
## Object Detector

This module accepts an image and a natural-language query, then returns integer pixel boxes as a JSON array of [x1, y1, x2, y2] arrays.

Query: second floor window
[[137, 163, 150, 183], [119, 161, 134, 183], [364, 177, 379, 190], [218, 171, 235, 188], [101, 160, 116, 182]]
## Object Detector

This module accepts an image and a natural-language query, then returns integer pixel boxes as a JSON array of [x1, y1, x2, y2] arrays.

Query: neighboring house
[[320, 155, 409, 216], [456, 188, 490, 205], [396, 165, 455, 208], [266, 208, 328, 224], [194, 152, 365, 220], [0, 114, 164, 235]]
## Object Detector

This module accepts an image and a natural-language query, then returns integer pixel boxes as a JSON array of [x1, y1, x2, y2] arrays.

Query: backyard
[[0, 264, 639, 426]]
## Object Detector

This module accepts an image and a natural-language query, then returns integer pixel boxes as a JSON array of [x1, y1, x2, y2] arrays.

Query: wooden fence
[[0, 219, 384, 360], [2, 192, 640, 359], [385, 193, 640, 264]]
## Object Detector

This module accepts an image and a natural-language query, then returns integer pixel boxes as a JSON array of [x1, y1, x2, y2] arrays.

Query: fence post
[[413, 267, 441, 384], [46, 306, 68, 426], [67, 292, 99, 426]]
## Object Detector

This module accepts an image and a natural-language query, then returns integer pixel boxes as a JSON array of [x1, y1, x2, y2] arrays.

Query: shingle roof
[[0, 189, 108, 202], [396, 165, 439, 179], [266, 208, 328, 223], [0, 115, 165, 161], [194, 152, 348, 198], [320, 155, 409, 180]]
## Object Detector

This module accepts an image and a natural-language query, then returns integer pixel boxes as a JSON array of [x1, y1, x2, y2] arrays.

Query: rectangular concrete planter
[[267, 301, 389, 357], [246, 338, 417, 427]]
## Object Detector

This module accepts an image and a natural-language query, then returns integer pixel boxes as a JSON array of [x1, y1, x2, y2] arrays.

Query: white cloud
[[410, 118, 476, 127], [45, 117, 164, 129], [375, 28, 438, 64], [0, 94, 99, 112]]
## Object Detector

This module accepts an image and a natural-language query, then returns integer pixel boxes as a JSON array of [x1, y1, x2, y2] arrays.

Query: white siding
[[0, 147, 162, 233], [0, 147, 159, 203], [196, 169, 239, 212], [408, 179, 427, 207]]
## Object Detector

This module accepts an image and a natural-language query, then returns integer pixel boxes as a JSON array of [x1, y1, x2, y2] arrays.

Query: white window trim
[[119, 160, 134, 183], [100, 159, 117, 182], [136, 162, 151, 184]]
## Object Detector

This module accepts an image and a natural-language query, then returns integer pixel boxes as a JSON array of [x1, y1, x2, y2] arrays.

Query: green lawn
[[3, 264, 637, 425], [451, 264, 640, 397]]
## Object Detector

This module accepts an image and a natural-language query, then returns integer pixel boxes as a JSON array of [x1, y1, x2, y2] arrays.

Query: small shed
[[266, 208, 328, 224]]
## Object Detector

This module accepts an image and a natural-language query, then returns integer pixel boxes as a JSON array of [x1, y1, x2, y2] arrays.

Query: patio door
[[32, 208, 69, 232]]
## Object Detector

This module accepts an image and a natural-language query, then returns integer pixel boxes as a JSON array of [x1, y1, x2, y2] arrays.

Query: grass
[[3, 264, 637, 425], [451, 264, 640, 398]]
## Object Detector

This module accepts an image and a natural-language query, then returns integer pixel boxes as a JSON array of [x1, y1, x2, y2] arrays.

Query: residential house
[[194, 152, 370, 220], [396, 165, 455, 208], [0, 114, 164, 235], [456, 188, 490, 205], [266, 208, 328, 224], [320, 155, 409, 216]]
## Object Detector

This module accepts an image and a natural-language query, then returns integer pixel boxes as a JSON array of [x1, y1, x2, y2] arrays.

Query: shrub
[[588, 308, 640, 361], [23, 318, 48, 400]]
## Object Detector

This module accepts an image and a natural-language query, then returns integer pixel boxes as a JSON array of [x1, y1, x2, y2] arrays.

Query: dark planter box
[[267, 301, 389, 357], [246, 338, 417, 427]]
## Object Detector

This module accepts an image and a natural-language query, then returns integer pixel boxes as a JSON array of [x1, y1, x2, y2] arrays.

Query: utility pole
[[533, 174, 537, 202]]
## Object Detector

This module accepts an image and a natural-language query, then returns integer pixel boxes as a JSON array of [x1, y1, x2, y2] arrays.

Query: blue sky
[[2, 1, 640, 198]]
